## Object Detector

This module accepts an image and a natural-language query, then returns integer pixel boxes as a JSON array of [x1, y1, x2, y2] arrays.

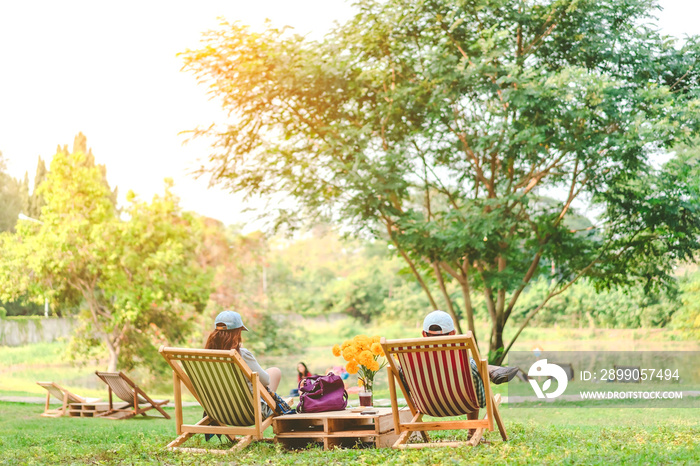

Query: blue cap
[[214, 310, 248, 331]]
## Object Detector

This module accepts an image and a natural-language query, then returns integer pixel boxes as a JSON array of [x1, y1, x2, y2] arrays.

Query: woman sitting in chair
[[205, 310, 283, 419]]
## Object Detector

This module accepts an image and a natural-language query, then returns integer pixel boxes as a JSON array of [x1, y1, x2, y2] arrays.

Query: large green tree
[[0, 138, 212, 371], [183, 0, 700, 362]]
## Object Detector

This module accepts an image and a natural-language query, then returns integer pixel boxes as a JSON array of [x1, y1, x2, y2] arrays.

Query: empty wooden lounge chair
[[36, 381, 100, 417], [381, 334, 507, 449], [159, 346, 283, 454], [94, 371, 170, 420]]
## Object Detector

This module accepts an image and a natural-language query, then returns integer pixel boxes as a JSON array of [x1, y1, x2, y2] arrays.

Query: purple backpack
[[297, 373, 348, 413]]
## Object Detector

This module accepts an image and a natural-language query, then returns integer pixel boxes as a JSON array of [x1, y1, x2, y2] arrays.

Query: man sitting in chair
[[421, 310, 518, 417]]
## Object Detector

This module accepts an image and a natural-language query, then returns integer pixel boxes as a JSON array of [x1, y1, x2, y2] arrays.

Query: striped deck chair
[[36, 382, 100, 417], [381, 334, 507, 449], [95, 371, 170, 420], [159, 346, 281, 454]]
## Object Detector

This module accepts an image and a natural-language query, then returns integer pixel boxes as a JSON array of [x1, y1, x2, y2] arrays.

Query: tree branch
[[504, 252, 543, 322]]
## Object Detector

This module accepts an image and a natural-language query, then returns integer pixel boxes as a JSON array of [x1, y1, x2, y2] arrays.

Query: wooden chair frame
[[381, 334, 507, 449], [159, 346, 280, 454], [95, 371, 170, 420], [36, 381, 99, 417]]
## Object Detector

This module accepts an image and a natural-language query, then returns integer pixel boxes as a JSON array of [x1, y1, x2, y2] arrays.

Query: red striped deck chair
[[381, 334, 507, 449], [36, 382, 100, 417], [159, 346, 282, 454], [94, 371, 170, 420]]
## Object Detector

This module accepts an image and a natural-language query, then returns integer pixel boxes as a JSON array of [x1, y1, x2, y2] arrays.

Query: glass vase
[[359, 390, 373, 407], [359, 379, 374, 407]]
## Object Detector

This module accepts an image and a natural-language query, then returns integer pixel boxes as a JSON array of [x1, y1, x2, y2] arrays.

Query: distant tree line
[[264, 227, 699, 336]]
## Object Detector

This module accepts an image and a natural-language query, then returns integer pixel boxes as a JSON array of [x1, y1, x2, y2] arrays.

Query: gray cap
[[214, 310, 248, 331], [423, 310, 455, 334]]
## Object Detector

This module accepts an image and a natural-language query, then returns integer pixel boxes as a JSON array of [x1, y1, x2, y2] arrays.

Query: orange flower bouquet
[[332, 335, 386, 405]]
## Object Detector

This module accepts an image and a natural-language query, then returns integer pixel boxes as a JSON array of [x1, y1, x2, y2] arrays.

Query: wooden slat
[[167, 432, 195, 450], [173, 371, 183, 436], [322, 418, 331, 451], [166, 447, 229, 455], [387, 365, 402, 434], [276, 432, 328, 439], [401, 419, 490, 431], [481, 358, 494, 432], [160, 347, 239, 359], [275, 408, 394, 420], [259, 416, 273, 433], [382, 334, 474, 347], [467, 428, 485, 447], [181, 425, 256, 435], [392, 429, 413, 449], [252, 372, 262, 438], [317, 430, 378, 438], [398, 441, 476, 449], [387, 346, 470, 354], [275, 429, 377, 439], [493, 394, 507, 441]]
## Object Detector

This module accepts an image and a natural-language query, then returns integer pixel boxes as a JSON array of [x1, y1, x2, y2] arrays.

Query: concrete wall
[[0, 317, 76, 346]]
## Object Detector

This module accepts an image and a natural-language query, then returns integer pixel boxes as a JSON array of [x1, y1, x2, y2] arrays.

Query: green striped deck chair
[[381, 334, 507, 449], [94, 371, 170, 420], [36, 382, 100, 417], [159, 346, 278, 454]]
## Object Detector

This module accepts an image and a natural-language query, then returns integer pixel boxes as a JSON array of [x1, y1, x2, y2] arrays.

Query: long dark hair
[[297, 362, 311, 377], [205, 324, 243, 351]]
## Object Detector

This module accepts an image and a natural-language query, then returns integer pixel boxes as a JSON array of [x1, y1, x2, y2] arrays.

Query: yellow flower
[[342, 346, 357, 362], [346, 361, 359, 374], [371, 342, 384, 356], [341, 340, 352, 350], [332, 344, 341, 357], [358, 350, 373, 366], [354, 335, 370, 350], [368, 360, 380, 372], [371, 335, 381, 344], [358, 378, 364, 387]]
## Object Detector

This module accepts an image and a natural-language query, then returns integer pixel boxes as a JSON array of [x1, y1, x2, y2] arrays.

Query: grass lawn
[[1, 400, 698, 465], [2, 321, 698, 464]]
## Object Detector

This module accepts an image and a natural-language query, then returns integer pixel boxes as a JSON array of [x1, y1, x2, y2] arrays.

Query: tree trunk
[[489, 318, 505, 364], [459, 279, 477, 343], [455, 260, 479, 344], [106, 341, 119, 372]]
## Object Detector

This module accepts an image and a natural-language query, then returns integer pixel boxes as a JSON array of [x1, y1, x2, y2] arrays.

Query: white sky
[[1, 0, 698, 228]]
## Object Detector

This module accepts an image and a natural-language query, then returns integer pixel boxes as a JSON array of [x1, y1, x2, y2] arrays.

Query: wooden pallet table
[[273, 407, 412, 450], [68, 401, 128, 417]]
